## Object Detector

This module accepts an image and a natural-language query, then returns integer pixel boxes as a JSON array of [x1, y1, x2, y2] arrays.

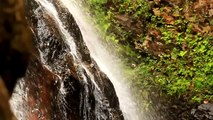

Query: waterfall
[[10, 0, 142, 120], [60, 0, 142, 120]]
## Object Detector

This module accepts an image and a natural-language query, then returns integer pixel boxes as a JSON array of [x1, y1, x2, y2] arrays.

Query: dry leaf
[[153, 8, 161, 16]]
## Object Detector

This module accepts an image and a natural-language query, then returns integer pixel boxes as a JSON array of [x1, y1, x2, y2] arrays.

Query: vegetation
[[86, 0, 213, 104]]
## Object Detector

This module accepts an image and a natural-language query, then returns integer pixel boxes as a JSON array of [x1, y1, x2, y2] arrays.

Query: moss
[[86, 0, 213, 103]]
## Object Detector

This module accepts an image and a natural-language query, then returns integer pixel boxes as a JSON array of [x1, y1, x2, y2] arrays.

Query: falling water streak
[[36, 0, 102, 89], [10, 78, 29, 120], [82, 65, 101, 91], [61, 0, 143, 120], [36, 0, 78, 58]]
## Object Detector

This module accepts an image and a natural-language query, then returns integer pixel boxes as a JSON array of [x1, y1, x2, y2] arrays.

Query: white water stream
[[60, 0, 142, 120]]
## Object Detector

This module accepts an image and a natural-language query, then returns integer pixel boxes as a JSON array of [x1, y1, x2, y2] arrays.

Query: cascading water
[[60, 0, 143, 120], [10, 0, 142, 120]]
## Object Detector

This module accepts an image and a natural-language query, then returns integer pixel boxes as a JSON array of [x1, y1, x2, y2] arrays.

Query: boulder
[[191, 103, 213, 120]]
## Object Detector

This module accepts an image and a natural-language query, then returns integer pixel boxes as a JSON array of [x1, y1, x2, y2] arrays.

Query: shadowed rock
[[0, 0, 32, 119], [191, 103, 213, 120]]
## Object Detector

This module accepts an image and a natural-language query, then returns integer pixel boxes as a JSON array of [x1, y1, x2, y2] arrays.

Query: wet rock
[[16, 0, 124, 119], [191, 103, 213, 120]]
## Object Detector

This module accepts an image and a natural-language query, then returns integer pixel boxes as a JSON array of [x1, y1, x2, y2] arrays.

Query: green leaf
[[179, 51, 187, 57]]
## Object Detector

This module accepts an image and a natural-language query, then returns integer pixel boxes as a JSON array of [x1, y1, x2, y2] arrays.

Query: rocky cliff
[[11, 0, 124, 119]]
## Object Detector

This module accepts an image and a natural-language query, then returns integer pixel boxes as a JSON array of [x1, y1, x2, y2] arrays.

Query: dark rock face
[[0, 0, 32, 119], [0, 0, 32, 95], [16, 0, 124, 119], [191, 103, 213, 120]]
